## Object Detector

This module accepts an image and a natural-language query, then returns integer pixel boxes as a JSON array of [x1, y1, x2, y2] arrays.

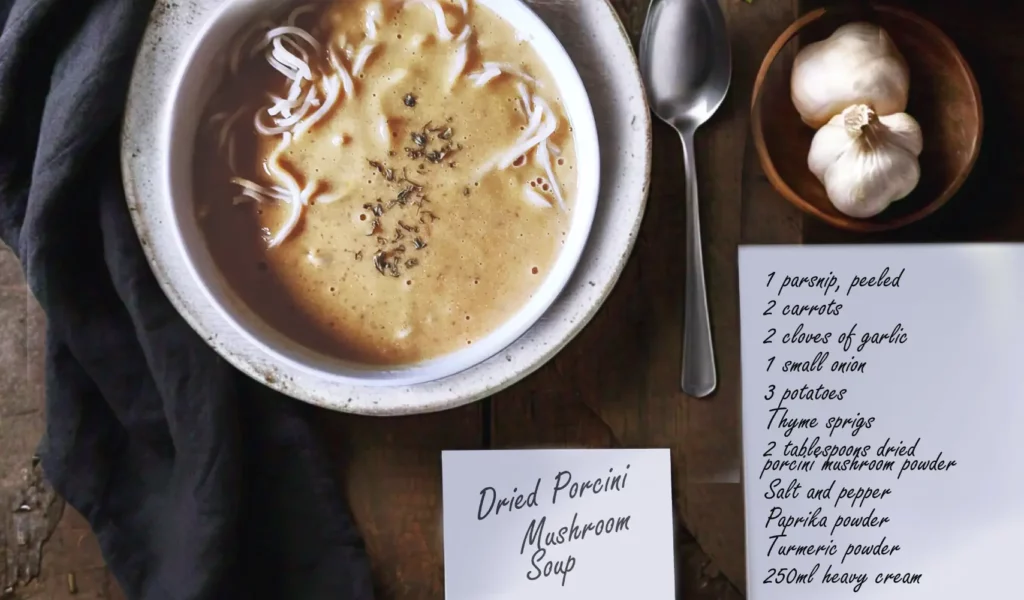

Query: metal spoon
[[639, 0, 731, 398]]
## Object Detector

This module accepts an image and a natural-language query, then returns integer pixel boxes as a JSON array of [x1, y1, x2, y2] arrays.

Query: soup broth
[[195, 0, 577, 364]]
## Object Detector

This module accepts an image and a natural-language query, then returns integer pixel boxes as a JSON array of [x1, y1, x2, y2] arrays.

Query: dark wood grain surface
[[1, 0, 1021, 598], [322, 0, 802, 596]]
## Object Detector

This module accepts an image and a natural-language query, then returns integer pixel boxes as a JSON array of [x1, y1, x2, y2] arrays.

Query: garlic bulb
[[791, 22, 910, 129], [808, 104, 923, 219]]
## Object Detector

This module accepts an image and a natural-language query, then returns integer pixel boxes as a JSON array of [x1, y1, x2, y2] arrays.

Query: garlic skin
[[791, 22, 910, 129], [808, 104, 923, 219]]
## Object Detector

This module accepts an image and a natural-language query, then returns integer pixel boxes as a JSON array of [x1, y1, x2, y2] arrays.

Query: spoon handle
[[679, 129, 717, 398]]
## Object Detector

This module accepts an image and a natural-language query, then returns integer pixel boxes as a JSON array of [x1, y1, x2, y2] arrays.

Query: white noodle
[[352, 43, 378, 77], [267, 93, 299, 118], [338, 60, 356, 98], [254, 115, 289, 136], [280, 34, 311, 64], [229, 18, 274, 74], [495, 117, 555, 170], [294, 75, 342, 138], [448, 43, 469, 88], [217, 106, 247, 149], [477, 105, 540, 174], [256, 87, 318, 135], [262, 135, 308, 248], [230, 177, 291, 202], [328, 47, 356, 98], [535, 142, 565, 211], [523, 184, 551, 208], [299, 181, 317, 205], [227, 137, 237, 172], [268, 196, 305, 248], [486, 78, 568, 212], [377, 115, 392, 149], [287, 4, 317, 26], [469, 64, 501, 87], [225, 0, 572, 248], [470, 62, 539, 87], [267, 53, 300, 80], [265, 133, 302, 199], [253, 26, 322, 57], [314, 191, 344, 204], [405, 0, 455, 41], [487, 103, 544, 170], [365, 1, 383, 39], [497, 110, 556, 169], [516, 81, 532, 116], [272, 38, 313, 80], [521, 102, 545, 137]]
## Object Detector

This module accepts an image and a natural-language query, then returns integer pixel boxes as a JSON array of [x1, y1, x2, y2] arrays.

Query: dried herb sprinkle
[[357, 120, 463, 276]]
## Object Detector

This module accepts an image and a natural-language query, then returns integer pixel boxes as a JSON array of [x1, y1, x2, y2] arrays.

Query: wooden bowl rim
[[750, 4, 984, 233]]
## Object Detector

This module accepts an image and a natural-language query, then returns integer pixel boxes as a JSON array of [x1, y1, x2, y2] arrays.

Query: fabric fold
[[0, 1, 375, 598]]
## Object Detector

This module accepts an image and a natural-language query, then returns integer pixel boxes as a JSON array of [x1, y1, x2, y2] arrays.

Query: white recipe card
[[441, 449, 675, 600], [738, 244, 1024, 600]]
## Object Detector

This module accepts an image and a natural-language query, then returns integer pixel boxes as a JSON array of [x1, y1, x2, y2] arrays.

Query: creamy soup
[[195, 0, 577, 364]]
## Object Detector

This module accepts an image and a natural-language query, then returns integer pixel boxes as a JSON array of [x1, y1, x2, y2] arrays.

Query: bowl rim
[[750, 3, 984, 233], [162, 0, 602, 387]]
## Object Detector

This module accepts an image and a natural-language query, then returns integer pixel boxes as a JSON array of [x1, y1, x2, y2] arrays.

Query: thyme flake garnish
[[358, 120, 458, 276], [372, 251, 388, 275]]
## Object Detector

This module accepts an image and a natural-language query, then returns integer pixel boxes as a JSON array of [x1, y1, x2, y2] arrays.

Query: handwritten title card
[[738, 244, 1024, 599], [441, 449, 675, 600]]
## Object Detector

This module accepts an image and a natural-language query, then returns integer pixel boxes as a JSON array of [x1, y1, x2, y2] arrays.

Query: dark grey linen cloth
[[0, 1, 375, 598]]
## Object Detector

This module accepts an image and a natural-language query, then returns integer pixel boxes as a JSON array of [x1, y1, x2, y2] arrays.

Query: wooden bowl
[[751, 4, 983, 232]]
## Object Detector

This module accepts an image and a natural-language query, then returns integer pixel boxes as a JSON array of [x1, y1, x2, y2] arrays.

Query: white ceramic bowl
[[164, 0, 601, 387]]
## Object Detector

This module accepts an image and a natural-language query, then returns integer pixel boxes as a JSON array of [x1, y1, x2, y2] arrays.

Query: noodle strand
[[220, 0, 570, 251], [405, 0, 455, 41]]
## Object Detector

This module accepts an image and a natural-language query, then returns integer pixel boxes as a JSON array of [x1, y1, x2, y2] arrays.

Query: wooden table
[[321, 0, 1024, 597], [1, 0, 1021, 598]]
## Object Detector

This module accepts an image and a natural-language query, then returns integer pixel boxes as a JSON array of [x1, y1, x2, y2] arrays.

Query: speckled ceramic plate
[[122, 0, 652, 416]]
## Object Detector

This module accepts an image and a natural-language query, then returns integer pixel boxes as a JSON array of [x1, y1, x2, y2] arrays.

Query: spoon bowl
[[640, 0, 732, 131], [639, 0, 732, 398]]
